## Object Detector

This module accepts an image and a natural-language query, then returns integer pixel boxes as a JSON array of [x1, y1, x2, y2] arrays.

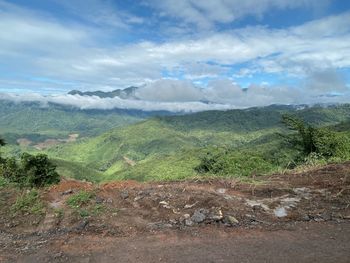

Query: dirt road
[[6, 222, 350, 263]]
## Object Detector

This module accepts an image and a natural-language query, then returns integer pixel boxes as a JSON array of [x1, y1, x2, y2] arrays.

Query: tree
[[20, 153, 60, 187], [281, 114, 316, 155], [281, 114, 350, 160]]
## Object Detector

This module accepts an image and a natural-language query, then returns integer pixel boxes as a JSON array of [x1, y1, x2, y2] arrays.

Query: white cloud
[[136, 79, 203, 102], [305, 69, 347, 92], [149, 0, 326, 29], [1, 71, 349, 112], [0, 92, 231, 113]]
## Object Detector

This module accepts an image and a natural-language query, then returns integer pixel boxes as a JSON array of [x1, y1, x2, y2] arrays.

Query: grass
[[53, 208, 64, 219], [66, 190, 106, 218], [0, 176, 9, 188], [52, 158, 103, 183], [66, 190, 95, 208], [11, 189, 45, 215]]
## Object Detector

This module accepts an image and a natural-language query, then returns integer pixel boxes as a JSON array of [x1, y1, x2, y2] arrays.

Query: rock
[[246, 200, 270, 212], [75, 220, 89, 231], [314, 217, 324, 222], [120, 190, 129, 199], [134, 196, 144, 201], [191, 208, 209, 223], [95, 196, 104, 204], [159, 201, 171, 209], [321, 212, 332, 221], [302, 214, 311, 221], [293, 187, 311, 199], [184, 202, 198, 209], [180, 213, 190, 220], [106, 198, 113, 203], [61, 189, 73, 195], [216, 188, 226, 194], [274, 207, 287, 218], [208, 207, 223, 221], [185, 219, 194, 226], [169, 219, 177, 225], [179, 213, 189, 222], [225, 215, 239, 225]]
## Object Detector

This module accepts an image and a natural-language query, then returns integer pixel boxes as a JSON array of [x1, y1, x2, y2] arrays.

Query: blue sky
[[0, 0, 350, 111]]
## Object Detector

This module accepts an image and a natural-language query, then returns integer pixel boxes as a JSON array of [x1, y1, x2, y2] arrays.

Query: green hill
[[44, 104, 350, 182], [0, 100, 143, 143], [158, 104, 350, 132]]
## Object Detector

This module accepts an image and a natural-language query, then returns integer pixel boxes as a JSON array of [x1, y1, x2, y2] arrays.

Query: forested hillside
[[41, 104, 350, 182]]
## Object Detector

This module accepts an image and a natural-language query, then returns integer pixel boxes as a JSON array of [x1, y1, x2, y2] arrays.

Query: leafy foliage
[[195, 148, 276, 177], [0, 152, 60, 187], [282, 114, 350, 160], [20, 153, 60, 187]]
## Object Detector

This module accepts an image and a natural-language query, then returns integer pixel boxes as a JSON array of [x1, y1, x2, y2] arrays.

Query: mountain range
[[68, 86, 139, 99]]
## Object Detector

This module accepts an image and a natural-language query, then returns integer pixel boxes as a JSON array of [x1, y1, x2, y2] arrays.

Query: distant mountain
[[68, 86, 138, 99], [156, 104, 350, 132], [0, 100, 143, 139]]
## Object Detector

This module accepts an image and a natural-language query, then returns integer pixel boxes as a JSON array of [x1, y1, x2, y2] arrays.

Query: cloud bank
[[1, 71, 349, 112]]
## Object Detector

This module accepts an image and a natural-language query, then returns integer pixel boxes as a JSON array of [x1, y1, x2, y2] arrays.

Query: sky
[[0, 0, 350, 112]]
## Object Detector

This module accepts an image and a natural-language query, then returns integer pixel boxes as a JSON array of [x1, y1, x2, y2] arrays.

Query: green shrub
[[313, 129, 350, 160], [1, 153, 60, 187], [195, 148, 276, 177], [0, 157, 23, 183], [0, 176, 8, 188], [11, 189, 45, 215], [20, 153, 60, 187]]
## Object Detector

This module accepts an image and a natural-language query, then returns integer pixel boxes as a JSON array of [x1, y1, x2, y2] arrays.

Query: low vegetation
[[66, 190, 104, 218], [11, 189, 45, 215], [66, 190, 95, 208]]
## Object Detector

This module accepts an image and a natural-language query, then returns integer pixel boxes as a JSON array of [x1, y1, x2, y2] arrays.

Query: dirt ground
[[1, 162, 350, 262]]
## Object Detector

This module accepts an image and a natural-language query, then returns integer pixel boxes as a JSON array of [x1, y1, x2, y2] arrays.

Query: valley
[[1, 101, 350, 183]]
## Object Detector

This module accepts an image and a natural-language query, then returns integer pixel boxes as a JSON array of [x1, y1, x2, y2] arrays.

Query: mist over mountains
[[1, 76, 349, 113]]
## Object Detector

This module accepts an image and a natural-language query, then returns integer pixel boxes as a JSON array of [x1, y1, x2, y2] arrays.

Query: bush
[[313, 129, 350, 160], [0, 153, 60, 187], [195, 148, 276, 177], [20, 153, 60, 187]]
